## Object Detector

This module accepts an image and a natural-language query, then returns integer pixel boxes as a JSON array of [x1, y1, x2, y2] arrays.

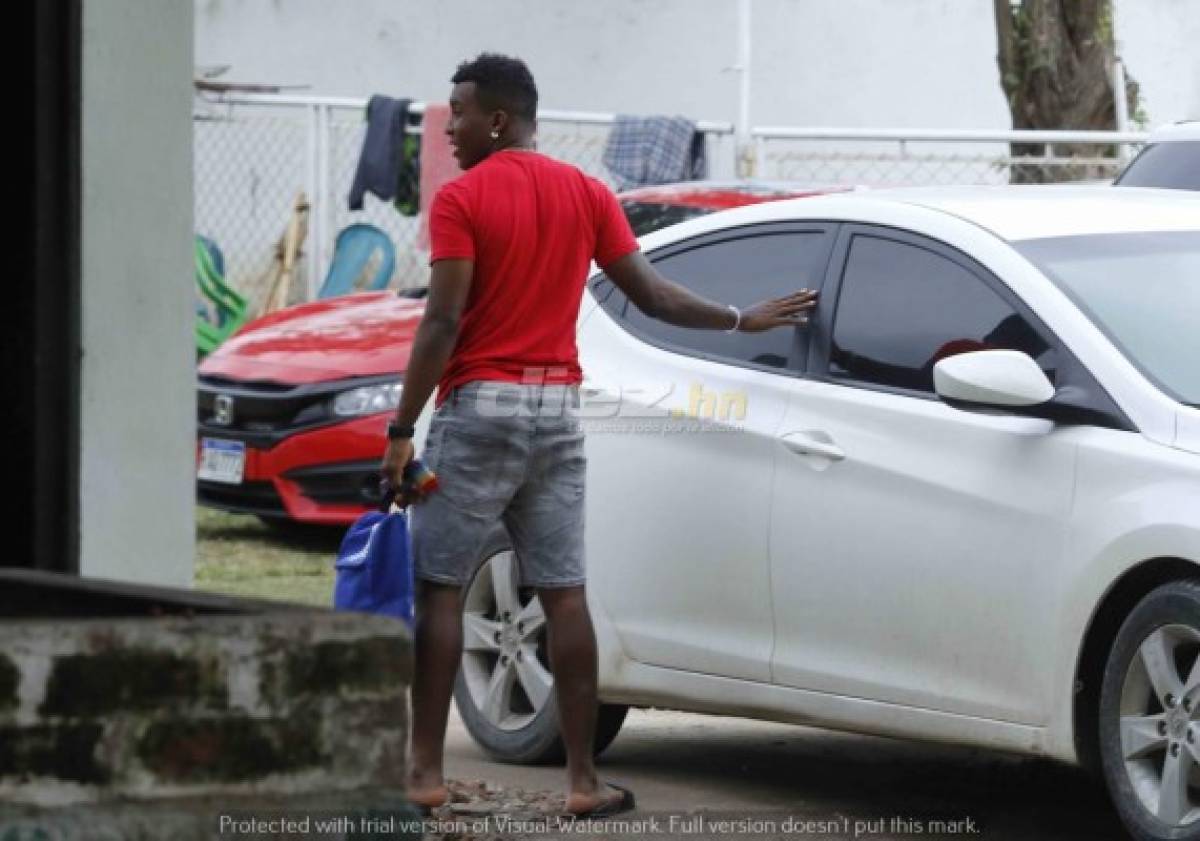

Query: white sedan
[[444, 186, 1200, 841]]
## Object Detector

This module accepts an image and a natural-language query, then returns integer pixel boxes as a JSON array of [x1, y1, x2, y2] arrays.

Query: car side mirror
[[933, 350, 1055, 411]]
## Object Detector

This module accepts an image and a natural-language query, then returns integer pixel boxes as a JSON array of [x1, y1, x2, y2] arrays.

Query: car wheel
[[453, 531, 628, 765], [1101, 580, 1200, 840]]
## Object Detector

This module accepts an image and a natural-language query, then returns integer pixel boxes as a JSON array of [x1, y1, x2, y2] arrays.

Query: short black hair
[[451, 53, 538, 122]]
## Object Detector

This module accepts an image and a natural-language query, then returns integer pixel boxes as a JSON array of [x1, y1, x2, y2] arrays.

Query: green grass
[[194, 507, 347, 606]]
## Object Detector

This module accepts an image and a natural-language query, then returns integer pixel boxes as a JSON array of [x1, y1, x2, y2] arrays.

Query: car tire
[[1101, 579, 1200, 840], [453, 530, 628, 765]]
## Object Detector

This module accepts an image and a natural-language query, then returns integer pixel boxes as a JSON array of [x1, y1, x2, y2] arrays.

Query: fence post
[[1112, 56, 1132, 162], [316, 104, 332, 296], [306, 104, 321, 302], [735, 0, 753, 177]]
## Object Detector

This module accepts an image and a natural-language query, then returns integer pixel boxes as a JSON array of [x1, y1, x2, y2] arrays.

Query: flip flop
[[408, 786, 448, 817], [568, 782, 636, 818]]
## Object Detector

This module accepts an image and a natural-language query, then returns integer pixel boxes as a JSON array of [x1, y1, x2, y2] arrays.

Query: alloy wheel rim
[[461, 550, 553, 731], [1119, 623, 1200, 827]]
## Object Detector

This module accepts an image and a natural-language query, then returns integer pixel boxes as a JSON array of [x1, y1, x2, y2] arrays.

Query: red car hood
[[200, 292, 424, 384]]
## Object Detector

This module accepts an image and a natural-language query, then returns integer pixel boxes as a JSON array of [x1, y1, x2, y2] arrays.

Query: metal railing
[[193, 93, 736, 310], [750, 126, 1148, 187]]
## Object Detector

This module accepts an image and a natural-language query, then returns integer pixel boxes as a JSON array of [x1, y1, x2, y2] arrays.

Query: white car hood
[[1176, 407, 1200, 455]]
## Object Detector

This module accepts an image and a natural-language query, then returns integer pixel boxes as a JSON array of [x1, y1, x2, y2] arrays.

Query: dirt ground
[[194, 510, 1127, 841], [431, 706, 1126, 841]]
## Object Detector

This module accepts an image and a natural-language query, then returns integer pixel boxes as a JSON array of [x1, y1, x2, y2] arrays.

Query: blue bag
[[333, 506, 414, 626]]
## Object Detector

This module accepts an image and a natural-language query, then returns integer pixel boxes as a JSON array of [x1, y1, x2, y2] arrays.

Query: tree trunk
[[993, 0, 1139, 182]]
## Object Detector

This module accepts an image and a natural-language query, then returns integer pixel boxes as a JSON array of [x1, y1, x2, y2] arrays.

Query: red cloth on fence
[[417, 103, 460, 251]]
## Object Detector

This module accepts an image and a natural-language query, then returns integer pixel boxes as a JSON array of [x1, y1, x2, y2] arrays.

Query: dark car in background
[[1116, 121, 1200, 191]]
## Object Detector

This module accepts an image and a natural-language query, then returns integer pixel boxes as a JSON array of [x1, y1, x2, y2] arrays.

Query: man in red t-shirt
[[382, 54, 816, 817]]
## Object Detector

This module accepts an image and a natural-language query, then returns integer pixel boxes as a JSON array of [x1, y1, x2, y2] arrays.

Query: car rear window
[[1115, 141, 1200, 190], [620, 202, 711, 237]]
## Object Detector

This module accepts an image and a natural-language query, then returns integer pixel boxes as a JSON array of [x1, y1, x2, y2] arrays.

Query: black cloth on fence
[[349, 95, 419, 215]]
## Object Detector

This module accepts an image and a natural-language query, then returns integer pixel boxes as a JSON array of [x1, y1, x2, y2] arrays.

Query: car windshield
[[1115, 141, 1200, 190], [1016, 231, 1200, 406], [620, 201, 711, 236]]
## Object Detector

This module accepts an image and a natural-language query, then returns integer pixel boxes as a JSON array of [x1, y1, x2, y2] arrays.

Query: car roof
[[616, 180, 856, 209], [1147, 121, 1200, 142], [681, 185, 1200, 243]]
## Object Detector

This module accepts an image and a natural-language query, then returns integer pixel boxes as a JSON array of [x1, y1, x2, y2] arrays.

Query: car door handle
[[581, 381, 606, 399], [780, 431, 846, 461]]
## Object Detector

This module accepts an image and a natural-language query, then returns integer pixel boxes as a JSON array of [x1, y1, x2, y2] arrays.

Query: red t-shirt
[[428, 150, 639, 405]]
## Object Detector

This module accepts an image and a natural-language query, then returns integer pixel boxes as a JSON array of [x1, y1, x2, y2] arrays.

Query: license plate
[[197, 438, 245, 484]]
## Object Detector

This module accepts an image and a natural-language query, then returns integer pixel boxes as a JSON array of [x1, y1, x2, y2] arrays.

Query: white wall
[[748, 0, 1008, 129], [195, 0, 1195, 129], [1115, 0, 1200, 125], [82, 0, 195, 587]]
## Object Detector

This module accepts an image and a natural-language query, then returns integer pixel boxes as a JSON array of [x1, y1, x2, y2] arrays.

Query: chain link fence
[[752, 128, 1147, 188], [194, 94, 735, 313], [194, 104, 314, 312], [195, 98, 1149, 316], [321, 107, 645, 297], [323, 106, 423, 300]]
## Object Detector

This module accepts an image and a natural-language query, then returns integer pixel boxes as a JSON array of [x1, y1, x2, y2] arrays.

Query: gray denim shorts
[[410, 380, 586, 589]]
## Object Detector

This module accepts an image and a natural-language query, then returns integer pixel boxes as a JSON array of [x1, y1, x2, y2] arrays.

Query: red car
[[196, 182, 852, 526]]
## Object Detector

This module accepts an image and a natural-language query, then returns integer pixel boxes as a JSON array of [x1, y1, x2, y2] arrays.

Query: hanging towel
[[602, 115, 708, 190], [349, 95, 418, 214], [417, 103, 461, 251]]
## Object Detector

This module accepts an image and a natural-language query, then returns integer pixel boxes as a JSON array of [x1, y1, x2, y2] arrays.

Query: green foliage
[[1097, 1, 1114, 43]]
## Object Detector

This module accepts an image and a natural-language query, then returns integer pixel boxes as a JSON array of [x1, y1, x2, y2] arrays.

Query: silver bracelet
[[724, 304, 741, 334]]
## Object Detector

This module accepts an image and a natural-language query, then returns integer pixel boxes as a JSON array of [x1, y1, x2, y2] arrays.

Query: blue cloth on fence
[[333, 508, 414, 625], [602, 115, 708, 190], [349, 95, 413, 211]]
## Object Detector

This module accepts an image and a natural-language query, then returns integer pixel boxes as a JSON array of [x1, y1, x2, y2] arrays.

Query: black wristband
[[387, 421, 415, 440]]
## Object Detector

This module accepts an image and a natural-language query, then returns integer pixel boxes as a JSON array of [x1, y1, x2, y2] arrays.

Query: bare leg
[[406, 579, 463, 808], [537, 585, 627, 814]]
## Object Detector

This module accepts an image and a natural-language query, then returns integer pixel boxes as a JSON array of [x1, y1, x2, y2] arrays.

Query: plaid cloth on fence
[[602, 115, 707, 190]]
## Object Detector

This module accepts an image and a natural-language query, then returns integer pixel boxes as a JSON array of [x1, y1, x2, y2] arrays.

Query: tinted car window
[[830, 235, 1055, 393], [616, 232, 827, 370], [1115, 141, 1200, 190]]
